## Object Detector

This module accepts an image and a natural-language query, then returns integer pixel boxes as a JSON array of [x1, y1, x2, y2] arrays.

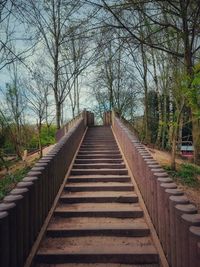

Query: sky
[[0, 0, 145, 125]]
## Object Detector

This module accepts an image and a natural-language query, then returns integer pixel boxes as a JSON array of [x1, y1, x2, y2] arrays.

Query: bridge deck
[[34, 126, 160, 266]]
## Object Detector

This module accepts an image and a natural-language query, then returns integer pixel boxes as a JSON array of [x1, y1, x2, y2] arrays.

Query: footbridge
[[0, 110, 199, 267]]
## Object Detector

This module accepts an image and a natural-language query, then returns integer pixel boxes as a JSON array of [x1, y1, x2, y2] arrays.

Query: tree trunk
[[180, 2, 200, 164], [37, 121, 43, 158], [151, 50, 162, 147], [162, 90, 167, 149], [191, 113, 200, 164], [53, 35, 60, 129], [171, 127, 177, 170], [55, 100, 61, 130], [141, 44, 150, 143], [171, 117, 179, 170]]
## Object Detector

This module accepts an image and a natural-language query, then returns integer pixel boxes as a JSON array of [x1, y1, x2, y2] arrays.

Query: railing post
[[0, 211, 9, 267], [82, 109, 87, 126], [103, 111, 112, 126]]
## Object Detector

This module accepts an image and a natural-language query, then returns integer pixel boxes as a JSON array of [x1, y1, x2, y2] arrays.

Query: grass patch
[[0, 166, 31, 200], [164, 163, 200, 188]]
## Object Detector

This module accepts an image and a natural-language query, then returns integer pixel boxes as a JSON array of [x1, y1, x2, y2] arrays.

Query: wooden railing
[[111, 112, 200, 267], [0, 111, 94, 267], [56, 110, 94, 142]]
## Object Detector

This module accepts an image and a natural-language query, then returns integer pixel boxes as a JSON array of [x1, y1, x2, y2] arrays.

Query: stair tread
[[61, 192, 136, 197], [49, 217, 146, 225], [71, 169, 128, 171], [73, 163, 125, 166], [68, 175, 130, 179], [37, 236, 158, 255], [75, 158, 122, 160], [66, 182, 132, 186], [79, 150, 120, 153], [56, 203, 140, 211], [76, 155, 122, 158], [78, 149, 120, 155], [47, 223, 149, 231], [73, 164, 126, 169]]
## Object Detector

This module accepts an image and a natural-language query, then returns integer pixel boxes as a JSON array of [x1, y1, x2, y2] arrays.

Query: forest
[[0, 0, 200, 172]]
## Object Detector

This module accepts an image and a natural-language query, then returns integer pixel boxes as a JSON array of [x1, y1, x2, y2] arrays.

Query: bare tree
[[23, 69, 50, 157], [0, 62, 27, 158], [21, 0, 91, 128]]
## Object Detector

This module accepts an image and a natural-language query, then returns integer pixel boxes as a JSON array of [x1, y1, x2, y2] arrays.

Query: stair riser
[[81, 144, 118, 146], [54, 210, 143, 218], [71, 170, 128, 175], [82, 139, 117, 145], [82, 144, 117, 147], [67, 177, 131, 183], [64, 186, 133, 192], [76, 155, 122, 159], [78, 151, 120, 155], [46, 228, 150, 237], [75, 160, 123, 164], [75, 159, 123, 164], [83, 139, 115, 141], [59, 196, 138, 203], [73, 165, 125, 169], [80, 148, 118, 150], [36, 253, 158, 264]]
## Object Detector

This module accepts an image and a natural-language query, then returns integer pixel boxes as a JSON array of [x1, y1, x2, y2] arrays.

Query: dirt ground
[[0, 145, 55, 179], [147, 147, 200, 212]]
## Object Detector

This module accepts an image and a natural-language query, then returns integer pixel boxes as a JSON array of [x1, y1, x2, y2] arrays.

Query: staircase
[[35, 126, 160, 266]]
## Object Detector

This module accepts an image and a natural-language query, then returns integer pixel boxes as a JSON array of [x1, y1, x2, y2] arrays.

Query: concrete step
[[67, 175, 131, 183], [36, 236, 158, 264], [60, 191, 138, 203], [72, 163, 126, 169], [70, 169, 128, 176], [64, 182, 133, 192]]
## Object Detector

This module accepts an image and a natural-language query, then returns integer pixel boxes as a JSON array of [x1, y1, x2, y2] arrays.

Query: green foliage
[[1, 124, 57, 154], [181, 63, 200, 116], [0, 166, 31, 200], [28, 125, 56, 149], [164, 163, 200, 187], [40, 125, 57, 145]]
